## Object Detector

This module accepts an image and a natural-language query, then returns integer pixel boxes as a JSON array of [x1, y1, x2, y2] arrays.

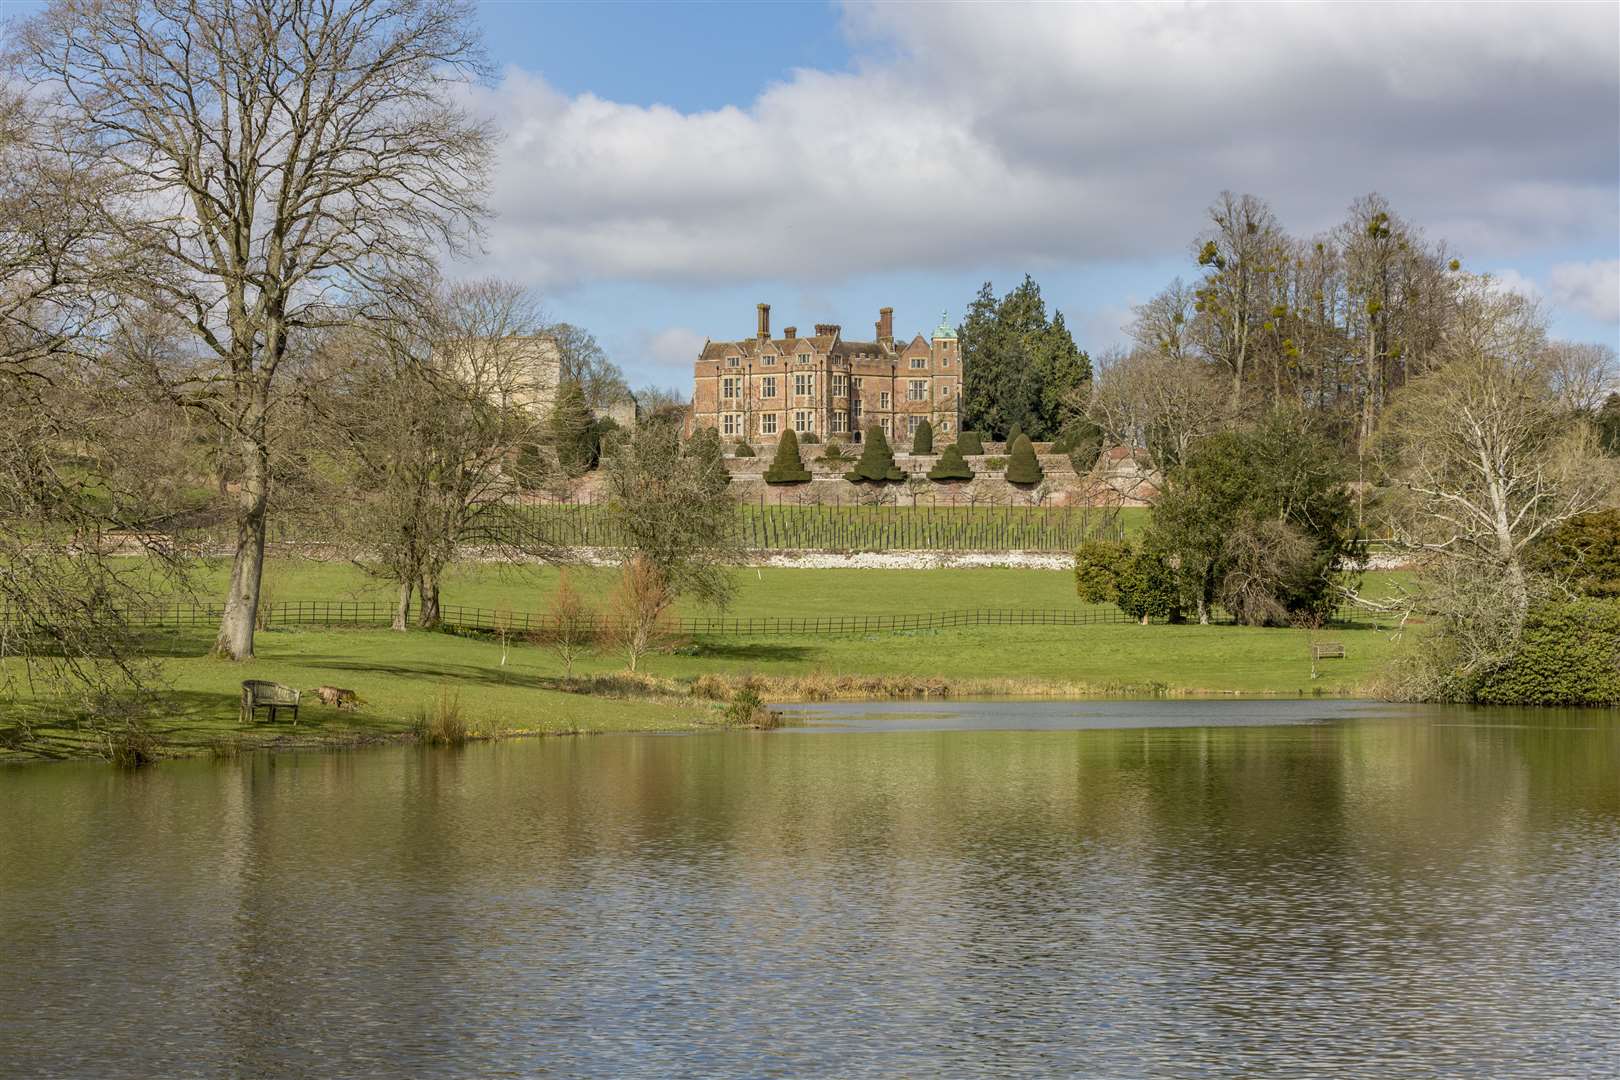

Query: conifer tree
[[763, 429, 812, 484], [1006, 422, 1024, 448], [551, 379, 595, 477], [927, 442, 974, 481], [911, 418, 934, 454], [845, 424, 904, 482], [956, 430, 985, 455], [1005, 433, 1043, 485]]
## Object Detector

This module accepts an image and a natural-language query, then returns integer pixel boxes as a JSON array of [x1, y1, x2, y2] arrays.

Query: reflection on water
[[1, 702, 1617, 1078]]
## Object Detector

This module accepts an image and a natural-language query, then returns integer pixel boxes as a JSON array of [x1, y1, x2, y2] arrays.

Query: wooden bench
[[241, 680, 301, 725], [1311, 642, 1346, 661]]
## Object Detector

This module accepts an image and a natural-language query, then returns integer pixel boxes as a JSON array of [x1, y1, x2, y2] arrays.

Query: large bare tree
[[17, 0, 495, 658]]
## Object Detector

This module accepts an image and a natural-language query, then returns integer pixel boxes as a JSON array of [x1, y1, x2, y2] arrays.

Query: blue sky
[[455, 1, 1619, 392]]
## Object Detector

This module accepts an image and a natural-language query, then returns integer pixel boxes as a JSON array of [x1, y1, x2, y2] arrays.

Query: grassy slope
[[7, 562, 1412, 763]]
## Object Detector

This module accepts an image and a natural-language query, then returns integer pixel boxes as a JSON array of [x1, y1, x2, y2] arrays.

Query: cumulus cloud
[[639, 326, 709, 369], [471, 2, 1618, 288], [1548, 259, 1620, 323]]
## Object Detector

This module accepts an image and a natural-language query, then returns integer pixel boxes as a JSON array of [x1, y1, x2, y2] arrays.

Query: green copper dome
[[932, 311, 957, 340]]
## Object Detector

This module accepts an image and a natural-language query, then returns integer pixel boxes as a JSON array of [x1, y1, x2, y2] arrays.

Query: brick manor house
[[690, 304, 961, 446]]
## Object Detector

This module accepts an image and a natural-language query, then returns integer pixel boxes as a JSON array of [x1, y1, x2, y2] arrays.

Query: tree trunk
[[393, 579, 413, 632], [418, 571, 440, 628], [214, 410, 270, 660]]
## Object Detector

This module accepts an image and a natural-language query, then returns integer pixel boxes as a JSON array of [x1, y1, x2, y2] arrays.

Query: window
[[795, 372, 814, 397], [908, 379, 928, 401], [879, 391, 891, 410], [910, 357, 927, 369], [761, 375, 777, 399], [722, 414, 739, 436], [831, 412, 847, 433], [942, 357, 951, 368], [797, 353, 810, 364], [722, 376, 741, 400], [852, 398, 863, 419], [939, 381, 952, 398], [852, 377, 864, 392], [761, 413, 778, 435], [761, 354, 776, 366], [831, 373, 848, 397], [939, 418, 952, 434], [793, 410, 813, 434], [727, 356, 740, 367], [907, 415, 921, 435]]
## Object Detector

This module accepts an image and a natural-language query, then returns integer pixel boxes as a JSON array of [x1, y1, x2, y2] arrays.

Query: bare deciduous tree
[[605, 555, 674, 673], [18, 0, 496, 659], [1085, 346, 1229, 476], [1543, 341, 1618, 417], [539, 569, 596, 678]]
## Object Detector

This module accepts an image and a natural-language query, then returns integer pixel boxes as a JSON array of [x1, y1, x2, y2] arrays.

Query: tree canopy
[[959, 276, 1090, 441]]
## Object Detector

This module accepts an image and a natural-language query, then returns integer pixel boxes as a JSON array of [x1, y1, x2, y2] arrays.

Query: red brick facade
[[691, 304, 962, 446]]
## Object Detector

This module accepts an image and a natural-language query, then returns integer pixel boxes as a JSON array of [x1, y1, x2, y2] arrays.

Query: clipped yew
[[956, 430, 985, 455], [845, 424, 904, 482], [1005, 422, 1024, 449], [911, 418, 934, 454], [927, 442, 974, 481], [1006, 433, 1043, 485], [763, 429, 812, 484]]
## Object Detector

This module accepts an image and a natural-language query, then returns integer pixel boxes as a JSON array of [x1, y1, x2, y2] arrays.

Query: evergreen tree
[[1599, 393, 1620, 455], [1116, 548, 1182, 624], [1006, 422, 1024, 448], [955, 430, 985, 455], [551, 379, 594, 477], [911, 418, 934, 454], [927, 442, 974, 481], [957, 276, 1091, 440], [845, 424, 904, 482], [763, 429, 812, 484], [1005, 434, 1043, 484]]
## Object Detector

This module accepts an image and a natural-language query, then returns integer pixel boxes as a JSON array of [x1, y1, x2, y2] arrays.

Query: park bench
[[241, 680, 301, 725], [1311, 642, 1346, 661]]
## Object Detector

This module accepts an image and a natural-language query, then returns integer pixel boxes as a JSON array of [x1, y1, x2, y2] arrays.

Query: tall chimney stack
[[757, 303, 771, 341], [784, 326, 797, 340], [877, 306, 894, 344]]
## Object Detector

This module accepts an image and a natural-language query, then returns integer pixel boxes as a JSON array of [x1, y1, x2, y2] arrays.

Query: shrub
[[985, 455, 1008, 471], [1526, 509, 1620, 598], [1116, 548, 1182, 624], [413, 685, 469, 745], [845, 424, 904, 482], [819, 440, 850, 463], [1469, 598, 1620, 706], [800, 431, 820, 444], [538, 569, 597, 677], [927, 443, 974, 481], [719, 685, 780, 728], [1005, 434, 1044, 485], [956, 430, 985, 455], [763, 429, 812, 484], [1074, 540, 1131, 603], [911, 419, 934, 454], [1006, 422, 1024, 447], [733, 441, 755, 457]]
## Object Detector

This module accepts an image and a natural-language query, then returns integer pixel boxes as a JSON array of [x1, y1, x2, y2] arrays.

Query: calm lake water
[[2, 700, 1618, 1078]]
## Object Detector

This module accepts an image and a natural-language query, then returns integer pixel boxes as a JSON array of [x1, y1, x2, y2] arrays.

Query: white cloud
[[640, 326, 708, 368], [1548, 259, 1620, 323], [470, 2, 1618, 288], [1486, 268, 1543, 301]]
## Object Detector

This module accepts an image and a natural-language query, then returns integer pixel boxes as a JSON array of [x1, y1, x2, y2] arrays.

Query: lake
[[2, 700, 1617, 1078]]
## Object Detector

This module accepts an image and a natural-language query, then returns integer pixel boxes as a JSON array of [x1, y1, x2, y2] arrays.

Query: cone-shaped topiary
[[763, 429, 812, 484], [845, 424, 904, 482], [1006, 433, 1043, 485], [1005, 422, 1024, 449], [911, 418, 934, 454], [927, 442, 974, 481], [734, 440, 755, 457], [956, 430, 984, 455]]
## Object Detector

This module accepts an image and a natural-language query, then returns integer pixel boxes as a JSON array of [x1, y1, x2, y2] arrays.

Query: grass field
[[5, 562, 1415, 765]]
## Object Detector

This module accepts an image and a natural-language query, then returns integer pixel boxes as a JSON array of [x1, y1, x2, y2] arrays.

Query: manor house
[[690, 304, 961, 446]]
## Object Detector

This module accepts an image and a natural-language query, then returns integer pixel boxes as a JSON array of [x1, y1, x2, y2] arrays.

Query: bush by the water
[[846, 424, 904, 482], [1467, 598, 1620, 706], [911, 419, 934, 454], [413, 685, 470, 745], [763, 429, 812, 484], [956, 431, 985, 455], [927, 443, 974, 481], [1005, 434, 1043, 485]]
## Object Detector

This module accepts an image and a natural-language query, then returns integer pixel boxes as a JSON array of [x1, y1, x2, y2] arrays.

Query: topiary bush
[[845, 424, 904, 482], [956, 430, 985, 455], [911, 418, 934, 454], [733, 440, 755, 457], [927, 443, 974, 481], [763, 429, 812, 484], [1005, 433, 1043, 485], [1005, 422, 1024, 448], [1468, 598, 1620, 705]]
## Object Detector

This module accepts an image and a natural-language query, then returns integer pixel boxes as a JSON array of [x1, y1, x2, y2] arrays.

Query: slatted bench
[[241, 680, 302, 725], [1311, 642, 1346, 661]]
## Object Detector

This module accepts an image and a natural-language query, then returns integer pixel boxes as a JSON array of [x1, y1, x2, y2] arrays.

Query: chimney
[[784, 326, 797, 340], [814, 323, 841, 338], [877, 306, 894, 344], [757, 303, 771, 341]]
